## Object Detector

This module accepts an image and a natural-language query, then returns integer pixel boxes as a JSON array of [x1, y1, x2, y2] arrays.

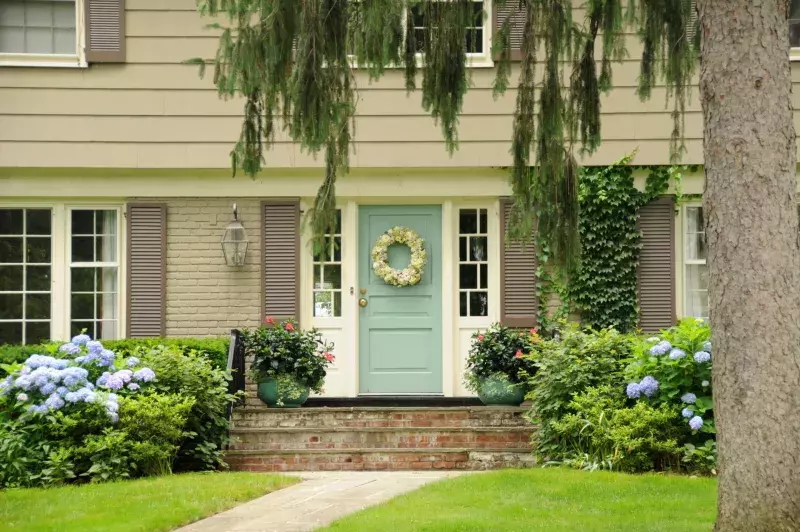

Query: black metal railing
[[226, 328, 246, 420]]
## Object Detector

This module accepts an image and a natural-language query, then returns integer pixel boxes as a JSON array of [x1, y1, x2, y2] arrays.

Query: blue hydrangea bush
[[625, 318, 714, 436], [0, 333, 235, 488], [1, 334, 156, 423]]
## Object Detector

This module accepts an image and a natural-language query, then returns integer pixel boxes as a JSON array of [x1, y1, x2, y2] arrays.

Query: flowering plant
[[625, 318, 714, 435], [371, 226, 427, 287], [464, 323, 539, 392], [242, 318, 334, 396], [0, 334, 157, 423]]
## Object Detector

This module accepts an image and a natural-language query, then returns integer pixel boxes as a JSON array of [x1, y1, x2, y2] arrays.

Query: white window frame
[[0, 202, 125, 345], [681, 202, 708, 320], [345, 0, 493, 69], [0, 0, 87, 68], [66, 205, 123, 340], [409, 0, 493, 68], [0, 207, 54, 344], [311, 210, 344, 318], [456, 205, 491, 319]]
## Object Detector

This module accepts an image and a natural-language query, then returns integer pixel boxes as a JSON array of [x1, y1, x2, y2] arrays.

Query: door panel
[[358, 205, 442, 394]]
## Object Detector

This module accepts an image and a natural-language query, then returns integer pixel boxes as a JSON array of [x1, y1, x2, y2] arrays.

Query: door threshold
[[306, 396, 483, 408]]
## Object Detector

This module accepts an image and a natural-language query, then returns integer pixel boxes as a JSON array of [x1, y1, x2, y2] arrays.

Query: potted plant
[[465, 323, 539, 406], [242, 318, 334, 407]]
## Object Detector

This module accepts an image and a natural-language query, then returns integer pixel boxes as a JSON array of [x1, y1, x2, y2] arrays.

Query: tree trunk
[[698, 1, 800, 530]]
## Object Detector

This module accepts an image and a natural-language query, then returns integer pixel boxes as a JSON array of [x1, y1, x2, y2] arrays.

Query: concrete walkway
[[174, 471, 466, 532]]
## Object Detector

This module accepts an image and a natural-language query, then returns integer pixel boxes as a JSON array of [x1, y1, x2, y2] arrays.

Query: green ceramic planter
[[257, 378, 310, 408], [477, 375, 526, 406]]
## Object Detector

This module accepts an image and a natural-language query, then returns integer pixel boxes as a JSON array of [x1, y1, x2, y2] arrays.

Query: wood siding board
[[499, 198, 537, 327], [126, 203, 167, 337], [637, 196, 676, 333], [85, 0, 126, 63], [261, 200, 300, 322]]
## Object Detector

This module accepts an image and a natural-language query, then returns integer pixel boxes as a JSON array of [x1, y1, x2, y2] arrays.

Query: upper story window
[[792, 0, 800, 49], [0, 0, 84, 66], [411, 1, 486, 56], [683, 205, 708, 320]]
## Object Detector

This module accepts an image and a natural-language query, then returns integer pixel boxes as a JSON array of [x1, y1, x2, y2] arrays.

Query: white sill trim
[[791, 48, 800, 61], [0, 54, 87, 69]]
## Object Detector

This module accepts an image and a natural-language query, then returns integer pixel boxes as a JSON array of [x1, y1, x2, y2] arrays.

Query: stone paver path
[[174, 471, 466, 532]]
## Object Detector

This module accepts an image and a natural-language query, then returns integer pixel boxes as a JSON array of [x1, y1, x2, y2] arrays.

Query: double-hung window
[[683, 205, 708, 319], [0, 208, 52, 344], [0, 204, 122, 345], [69, 209, 120, 340], [0, 0, 83, 66], [410, 1, 487, 58]]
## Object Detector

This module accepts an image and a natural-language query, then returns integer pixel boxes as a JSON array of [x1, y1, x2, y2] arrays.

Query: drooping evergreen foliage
[[192, 0, 697, 266]]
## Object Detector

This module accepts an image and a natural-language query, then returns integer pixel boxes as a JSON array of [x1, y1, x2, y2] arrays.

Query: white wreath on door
[[371, 226, 428, 287]]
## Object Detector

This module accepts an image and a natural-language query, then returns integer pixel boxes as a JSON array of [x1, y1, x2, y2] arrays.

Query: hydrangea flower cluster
[[682, 407, 694, 419], [668, 349, 686, 360], [689, 416, 704, 431], [626, 375, 659, 399], [2, 334, 155, 422], [681, 392, 697, 404], [693, 351, 711, 363], [649, 341, 672, 356]]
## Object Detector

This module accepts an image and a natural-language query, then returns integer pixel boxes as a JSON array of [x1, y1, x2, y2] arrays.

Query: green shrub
[[138, 345, 238, 471], [118, 393, 194, 476], [104, 337, 230, 370], [527, 325, 635, 458], [549, 385, 684, 472], [464, 323, 539, 392], [626, 318, 714, 436], [0, 335, 237, 487], [0, 337, 230, 377]]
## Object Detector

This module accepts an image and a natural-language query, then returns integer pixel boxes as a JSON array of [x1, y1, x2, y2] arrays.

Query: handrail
[[226, 328, 246, 420]]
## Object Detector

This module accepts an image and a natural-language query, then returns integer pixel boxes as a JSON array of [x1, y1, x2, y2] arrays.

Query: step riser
[[227, 451, 537, 472], [228, 431, 533, 451], [232, 411, 531, 429]]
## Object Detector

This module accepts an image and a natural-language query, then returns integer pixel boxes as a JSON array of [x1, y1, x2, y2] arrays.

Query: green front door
[[358, 205, 443, 394]]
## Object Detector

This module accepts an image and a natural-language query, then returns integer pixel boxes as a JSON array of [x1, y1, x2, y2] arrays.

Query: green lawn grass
[[0, 472, 299, 532], [323, 468, 717, 532]]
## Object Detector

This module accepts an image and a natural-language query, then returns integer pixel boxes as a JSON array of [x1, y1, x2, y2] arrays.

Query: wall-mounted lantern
[[221, 203, 249, 267]]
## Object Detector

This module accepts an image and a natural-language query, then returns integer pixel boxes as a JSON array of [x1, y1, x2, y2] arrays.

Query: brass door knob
[[359, 298, 368, 308]]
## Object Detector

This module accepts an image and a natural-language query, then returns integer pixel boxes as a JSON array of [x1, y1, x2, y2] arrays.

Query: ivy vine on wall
[[536, 157, 685, 333]]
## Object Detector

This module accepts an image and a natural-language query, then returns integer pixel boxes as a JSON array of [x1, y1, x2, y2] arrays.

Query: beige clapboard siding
[[1, 0, 798, 169], [0, 114, 705, 143], [0, 86, 708, 116], [0, 139, 704, 168]]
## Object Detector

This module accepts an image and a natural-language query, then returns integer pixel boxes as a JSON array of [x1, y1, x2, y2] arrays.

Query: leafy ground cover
[[323, 469, 716, 532], [0, 472, 298, 532]]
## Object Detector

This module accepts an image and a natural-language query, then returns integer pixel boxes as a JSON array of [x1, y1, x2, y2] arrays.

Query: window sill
[[791, 48, 800, 61], [0, 54, 87, 69]]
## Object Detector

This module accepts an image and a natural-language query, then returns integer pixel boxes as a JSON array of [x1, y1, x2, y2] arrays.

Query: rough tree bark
[[698, 0, 800, 530]]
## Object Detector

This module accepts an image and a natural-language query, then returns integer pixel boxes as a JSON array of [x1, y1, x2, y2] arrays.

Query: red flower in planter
[[515, 349, 524, 359], [478, 335, 485, 342], [285, 323, 295, 331], [530, 328, 538, 336], [324, 352, 335, 362], [265, 316, 275, 325]]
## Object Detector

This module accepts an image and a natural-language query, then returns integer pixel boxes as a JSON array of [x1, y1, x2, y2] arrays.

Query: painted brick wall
[[134, 198, 262, 337]]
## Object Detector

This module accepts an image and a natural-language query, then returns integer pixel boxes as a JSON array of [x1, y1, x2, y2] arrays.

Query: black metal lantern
[[221, 204, 249, 267]]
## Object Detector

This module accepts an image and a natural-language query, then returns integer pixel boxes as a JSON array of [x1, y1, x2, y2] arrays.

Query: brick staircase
[[226, 405, 537, 472]]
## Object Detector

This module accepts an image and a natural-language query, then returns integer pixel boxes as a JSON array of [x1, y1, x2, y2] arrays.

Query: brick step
[[232, 406, 531, 429], [226, 448, 537, 472], [228, 426, 534, 452]]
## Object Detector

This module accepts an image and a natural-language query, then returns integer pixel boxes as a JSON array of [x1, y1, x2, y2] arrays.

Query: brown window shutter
[[126, 203, 167, 338], [500, 198, 537, 327], [492, 1, 525, 61], [687, 0, 698, 42], [262, 200, 300, 322], [85, 0, 126, 63], [637, 196, 676, 333]]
